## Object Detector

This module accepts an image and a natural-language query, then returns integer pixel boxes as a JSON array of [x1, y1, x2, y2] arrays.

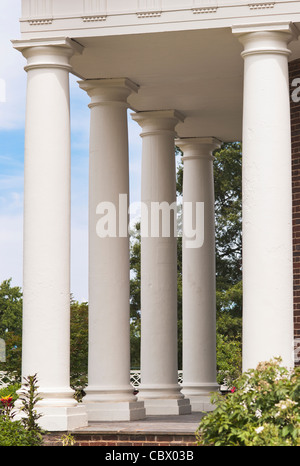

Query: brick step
[[44, 431, 197, 446]]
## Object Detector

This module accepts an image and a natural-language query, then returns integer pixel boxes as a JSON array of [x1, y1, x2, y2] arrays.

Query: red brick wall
[[289, 59, 300, 363], [43, 431, 197, 446]]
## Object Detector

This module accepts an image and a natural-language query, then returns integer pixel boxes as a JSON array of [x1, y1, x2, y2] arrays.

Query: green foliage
[[129, 221, 142, 369], [177, 143, 243, 379], [214, 143, 242, 381], [70, 298, 88, 392], [130, 221, 141, 321], [0, 374, 44, 446], [17, 374, 43, 436], [0, 279, 23, 381], [216, 334, 242, 386], [0, 279, 23, 337], [0, 332, 22, 382], [130, 317, 141, 370], [60, 432, 76, 446], [0, 417, 41, 446], [214, 142, 242, 291], [0, 383, 20, 406], [176, 142, 242, 292], [216, 280, 242, 316], [216, 310, 242, 385], [197, 358, 300, 446]]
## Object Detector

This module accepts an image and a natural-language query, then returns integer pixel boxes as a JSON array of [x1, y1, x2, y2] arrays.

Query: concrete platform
[[43, 413, 205, 446], [74, 412, 204, 434], [68, 413, 205, 446]]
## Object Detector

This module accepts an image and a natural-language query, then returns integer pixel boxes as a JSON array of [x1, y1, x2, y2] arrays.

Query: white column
[[176, 137, 220, 411], [13, 40, 87, 431], [79, 79, 145, 421], [232, 24, 296, 370], [131, 110, 191, 415]]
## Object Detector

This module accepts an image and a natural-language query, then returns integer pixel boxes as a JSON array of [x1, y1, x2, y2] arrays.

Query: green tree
[[214, 143, 242, 382], [130, 222, 141, 321], [0, 279, 22, 337], [176, 142, 242, 300], [214, 142, 242, 294], [176, 142, 242, 381], [130, 317, 141, 369], [0, 279, 23, 381], [129, 221, 141, 369], [70, 298, 88, 391]]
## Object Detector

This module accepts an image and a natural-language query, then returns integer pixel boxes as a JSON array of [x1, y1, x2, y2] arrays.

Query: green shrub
[[0, 374, 44, 446], [0, 417, 42, 446], [0, 383, 21, 404], [197, 358, 300, 446]]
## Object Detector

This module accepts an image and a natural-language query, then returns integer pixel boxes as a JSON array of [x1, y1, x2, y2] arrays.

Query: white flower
[[275, 399, 297, 411], [255, 409, 262, 418], [240, 401, 247, 410], [255, 426, 264, 434]]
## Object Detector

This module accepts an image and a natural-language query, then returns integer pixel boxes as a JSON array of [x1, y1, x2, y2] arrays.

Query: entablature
[[19, 0, 300, 39]]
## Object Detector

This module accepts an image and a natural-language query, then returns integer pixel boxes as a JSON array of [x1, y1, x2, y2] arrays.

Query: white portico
[[12, 0, 300, 429]]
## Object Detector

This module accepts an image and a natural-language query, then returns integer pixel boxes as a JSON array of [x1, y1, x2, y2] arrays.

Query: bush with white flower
[[196, 358, 300, 446]]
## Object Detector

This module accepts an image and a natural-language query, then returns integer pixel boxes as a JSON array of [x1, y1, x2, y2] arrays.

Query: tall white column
[[79, 79, 145, 421], [13, 40, 87, 431], [232, 24, 296, 370], [176, 137, 220, 411], [131, 110, 191, 415]]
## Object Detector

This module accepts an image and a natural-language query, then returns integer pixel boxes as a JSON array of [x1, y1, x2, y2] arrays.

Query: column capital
[[12, 38, 83, 72], [79, 78, 139, 107], [176, 137, 221, 161], [131, 110, 185, 136], [232, 22, 299, 58]]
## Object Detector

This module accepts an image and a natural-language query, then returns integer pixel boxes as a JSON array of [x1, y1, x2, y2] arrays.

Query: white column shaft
[[79, 79, 145, 421], [132, 111, 191, 415], [177, 138, 220, 410], [141, 132, 177, 390], [13, 42, 88, 430], [22, 46, 74, 400], [235, 26, 295, 370]]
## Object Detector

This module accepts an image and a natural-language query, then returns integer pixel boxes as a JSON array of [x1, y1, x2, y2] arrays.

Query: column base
[[186, 395, 215, 412], [15, 405, 88, 432], [139, 398, 191, 415], [82, 385, 146, 420], [138, 397, 191, 416], [39, 405, 88, 431], [14, 386, 88, 431], [137, 383, 191, 415], [84, 401, 146, 421], [181, 382, 219, 412]]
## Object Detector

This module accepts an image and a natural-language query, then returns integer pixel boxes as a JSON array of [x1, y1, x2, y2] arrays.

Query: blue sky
[[0, 0, 143, 302]]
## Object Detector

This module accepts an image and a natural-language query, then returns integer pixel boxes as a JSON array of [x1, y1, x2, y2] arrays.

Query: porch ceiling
[[70, 27, 245, 142]]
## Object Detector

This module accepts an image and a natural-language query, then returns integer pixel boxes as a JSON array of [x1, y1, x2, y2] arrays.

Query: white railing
[[130, 370, 183, 388]]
